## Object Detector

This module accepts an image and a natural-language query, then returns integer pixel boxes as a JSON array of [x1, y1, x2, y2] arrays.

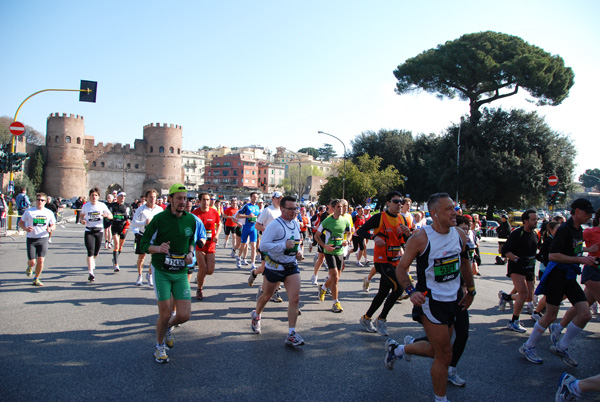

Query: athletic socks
[[288, 327, 295, 335], [525, 322, 546, 348], [558, 322, 583, 350]]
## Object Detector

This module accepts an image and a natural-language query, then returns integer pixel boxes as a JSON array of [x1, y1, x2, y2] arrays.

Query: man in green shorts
[[141, 183, 198, 364]]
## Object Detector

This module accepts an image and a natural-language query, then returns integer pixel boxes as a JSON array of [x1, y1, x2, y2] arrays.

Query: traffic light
[[9, 152, 29, 172], [79, 80, 98, 103], [0, 146, 9, 173], [547, 191, 554, 205]]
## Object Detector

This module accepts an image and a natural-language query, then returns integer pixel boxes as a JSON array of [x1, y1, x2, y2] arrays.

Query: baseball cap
[[570, 198, 594, 214], [117, 191, 126, 197], [272, 191, 283, 198], [257, 198, 264, 203], [168, 183, 187, 195], [454, 206, 462, 211], [463, 214, 472, 221], [364, 205, 371, 210], [356, 205, 363, 209], [112, 190, 118, 194]]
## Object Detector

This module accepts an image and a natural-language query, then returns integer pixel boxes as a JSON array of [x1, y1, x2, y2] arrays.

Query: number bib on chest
[[164, 253, 186, 271], [433, 254, 459, 282]]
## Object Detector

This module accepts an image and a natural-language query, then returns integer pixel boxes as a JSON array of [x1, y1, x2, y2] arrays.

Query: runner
[[140, 183, 198, 364], [311, 200, 334, 286], [130, 189, 163, 286], [357, 191, 409, 336], [19, 193, 57, 286], [80, 187, 113, 282], [498, 210, 539, 333], [103, 193, 114, 249], [314, 199, 351, 313], [223, 198, 239, 252], [248, 191, 282, 288], [250, 196, 305, 346], [519, 198, 597, 366], [384, 192, 475, 402], [192, 193, 221, 300], [235, 192, 260, 268], [108, 192, 132, 272]]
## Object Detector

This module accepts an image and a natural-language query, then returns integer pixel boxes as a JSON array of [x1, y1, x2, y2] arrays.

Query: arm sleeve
[[140, 218, 159, 254], [356, 213, 381, 239], [501, 229, 518, 255], [130, 206, 146, 229]]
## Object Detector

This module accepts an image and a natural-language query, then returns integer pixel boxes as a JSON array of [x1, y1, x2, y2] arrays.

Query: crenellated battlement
[[143, 122, 182, 130], [88, 141, 145, 154], [48, 113, 84, 120]]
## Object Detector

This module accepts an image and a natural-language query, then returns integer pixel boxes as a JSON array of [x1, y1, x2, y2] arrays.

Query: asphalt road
[[1, 222, 599, 402]]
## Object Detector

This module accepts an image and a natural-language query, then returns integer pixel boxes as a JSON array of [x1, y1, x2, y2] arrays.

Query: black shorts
[[103, 219, 112, 229], [507, 263, 535, 282], [324, 253, 343, 271], [543, 268, 587, 306], [264, 264, 300, 283], [134, 233, 145, 255], [112, 224, 127, 239], [27, 237, 49, 260], [581, 265, 600, 284], [352, 236, 364, 252], [84, 229, 103, 257], [224, 226, 236, 236], [412, 297, 460, 327], [235, 226, 242, 237]]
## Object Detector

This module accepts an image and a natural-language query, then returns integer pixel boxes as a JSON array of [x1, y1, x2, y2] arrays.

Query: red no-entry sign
[[548, 175, 558, 186], [9, 121, 25, 136]]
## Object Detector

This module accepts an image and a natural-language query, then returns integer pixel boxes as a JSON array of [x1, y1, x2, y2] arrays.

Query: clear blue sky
[[1, 0, 598, 180]]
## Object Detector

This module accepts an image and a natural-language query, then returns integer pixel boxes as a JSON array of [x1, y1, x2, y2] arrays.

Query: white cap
[[272, 191, 283, 198], [117, 192, 126, 197]]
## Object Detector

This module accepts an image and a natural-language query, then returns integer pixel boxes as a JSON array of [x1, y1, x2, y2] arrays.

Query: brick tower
[[142, 123, 183, 194], [43, 113, 87, 198]]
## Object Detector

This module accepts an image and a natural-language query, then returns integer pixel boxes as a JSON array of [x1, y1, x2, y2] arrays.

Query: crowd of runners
[[15, 184, 600, 401]]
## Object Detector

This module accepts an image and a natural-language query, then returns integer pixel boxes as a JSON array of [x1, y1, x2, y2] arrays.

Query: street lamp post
[[317, 131, 346, 200]]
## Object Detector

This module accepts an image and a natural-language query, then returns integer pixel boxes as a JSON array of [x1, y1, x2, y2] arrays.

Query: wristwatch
[[467, 287, 476, 296]]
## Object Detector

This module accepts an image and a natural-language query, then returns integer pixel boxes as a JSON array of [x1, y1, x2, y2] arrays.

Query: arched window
[[169, 147, 174, 154], [92, 161, 96, 167], [55, 136, 59, 143], [127, 163, 131, 169], [65, 136, 71, 143], [150, 146, 154, 153], [76, 137, 81, 144], [100, 162, 105, 167], [159, 146, 165, 153], [177, 148, 180, 154], [135, 164, 139, 169]]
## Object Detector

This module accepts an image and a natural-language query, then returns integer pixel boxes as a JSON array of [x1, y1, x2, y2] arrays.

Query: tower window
[[92, 161, 96, 167], [159, 146, 165, 153], [77, 137, 81, 144], [169, 147, 174, 154], [100, 162, 105, 167], [150, 146, 154, 153], [65, 136, 71, 143], [55, 136, 59, 143]]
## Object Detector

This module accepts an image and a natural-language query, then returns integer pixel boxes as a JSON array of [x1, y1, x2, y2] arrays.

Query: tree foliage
[[29, 148, 45, 192], [0, 116, 45, 145], [318, 143, 337, 161], [393, 31, 575, 124], [297, 147, 319, 159], [579, 168, 600, 191], [317, 154, 402, 207]]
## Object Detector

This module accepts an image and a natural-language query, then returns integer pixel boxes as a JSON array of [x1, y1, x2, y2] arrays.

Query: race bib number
[[574, 240, 584, 256], [164, 253, 186, 271], [387, 245, 402, 262], [433, 254, 460, 282], [206, 230, 212, 241], [328, 236, 343, 249], [114, 213, 125, 221], [248, 216, 257, 223], [524, 255, 536, 270], [33, 216, 48, 226], [284, 238, 300, 255], [88, 211, 101, 222]]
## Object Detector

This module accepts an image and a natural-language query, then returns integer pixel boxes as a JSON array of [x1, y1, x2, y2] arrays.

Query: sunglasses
[[390, 199, 402, 204], [283, 207, 300, 212], [36, 198, 46, 201]]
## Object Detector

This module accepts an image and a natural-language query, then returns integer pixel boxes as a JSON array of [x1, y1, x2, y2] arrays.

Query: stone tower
[[44, 113, 87, 198], [142, 123, 183, 194]]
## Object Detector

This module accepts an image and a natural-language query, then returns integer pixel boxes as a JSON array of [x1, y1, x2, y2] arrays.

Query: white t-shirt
[[21, 207, 56, 239], [256, 205, 281, 229], [130, 204, 164, 235], [81, 202, 111, 231]]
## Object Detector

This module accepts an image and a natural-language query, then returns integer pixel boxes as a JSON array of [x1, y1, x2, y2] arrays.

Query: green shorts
[[152, 266, 191, 302]]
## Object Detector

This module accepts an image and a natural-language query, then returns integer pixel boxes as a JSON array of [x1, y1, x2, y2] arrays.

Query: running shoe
[[113, 265, 120, 272], [356, 261, 364, 267], [196, 289, 203, 301], [376, 318, 388, 336], [88, 273, 95, 282], [285, 331, 305, 346], [403, 335, 415, 362], [154, 343, 169, 364], [251, 310, 261, 334], [135, 275, 143, 286], [248, 269, 257, 287], [241, 259, 248, 266], [251, 264, 257, 270], [525, 302, 533, 314], [270, 290, 283, 303], [310, 275, 318, 286], [32, 278, 44, 286], [165, 327, 174, 348], [448, 366, 466, 387], [359, 315, 377, 333], [550, 345, 578, 367], [332, 301, 343, 313], [230, 249, 236, 258], [591, 301, 599, 316], [549, 323, 563, 346], [362, 276, 370, 292], [555, 372, 580, 402], [519, 343, 543, 364], [507, 320, 526, 333], [364, 260, 371, 266], [385, 338, 404, 370], [146, 272, 154, 288], [236, 257, 242, 269], [26, 266, 33, 277], [498, 290, 508, 311], [531, 312, 542, 322], [398, 291, 410, 301], [319, 287, 326, 302], [309, 244, 313, 253], [313, 253, 318, 262]]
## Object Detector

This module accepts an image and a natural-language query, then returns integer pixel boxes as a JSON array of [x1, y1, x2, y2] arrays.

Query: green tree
[[29, 148, 45, 192], [393, 31, 574, 125], [0, 116, 45, 145], [298, 147, 319, 159], [12, 175, 36, 198], [318, 143, 337, 161], [579, 169, 600, 191]]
